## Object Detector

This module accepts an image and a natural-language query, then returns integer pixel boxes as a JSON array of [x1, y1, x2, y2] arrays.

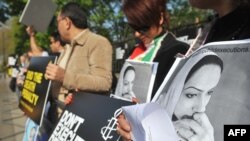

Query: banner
[[113, 60, 158, 103], [19, 56, 57, 126], [49, 92, 133, 141], [153, 39, 250, 141], [19, 0, 57, 33]]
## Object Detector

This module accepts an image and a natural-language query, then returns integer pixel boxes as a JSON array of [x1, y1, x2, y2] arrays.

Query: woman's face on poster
[[174, 64, 222, 120], [122, 69, 135, 96]]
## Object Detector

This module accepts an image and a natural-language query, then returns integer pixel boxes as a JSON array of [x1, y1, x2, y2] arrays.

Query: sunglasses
[[56, 17, 66, 25], [128, 23, 150, 34]]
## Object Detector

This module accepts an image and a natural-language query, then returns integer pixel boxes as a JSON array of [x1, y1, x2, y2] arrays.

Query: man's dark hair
[[51, 31, 66, 46], [122, 0, 168, 30], [61, 2, 88, 29]]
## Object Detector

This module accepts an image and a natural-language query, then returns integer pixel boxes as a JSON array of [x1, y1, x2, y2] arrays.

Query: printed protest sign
[[49, 92, 133, 141], [114, 60, 158, 103], [19, 56, 57, 126], [153, 39, 250, 141]]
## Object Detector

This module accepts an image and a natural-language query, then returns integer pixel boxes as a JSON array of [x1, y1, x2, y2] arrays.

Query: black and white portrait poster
[[19, 56, 57, 126], [153, 39, 250, 141], [113, 59, 158, 103], [48, 92, 133, 141]]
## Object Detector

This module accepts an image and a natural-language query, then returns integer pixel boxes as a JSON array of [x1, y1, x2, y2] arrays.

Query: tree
[[2, 0, 212, 55], [168, 0, 212, 29]]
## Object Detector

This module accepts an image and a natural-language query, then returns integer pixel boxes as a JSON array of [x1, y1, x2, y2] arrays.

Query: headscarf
[[156, 49, 221, 117]]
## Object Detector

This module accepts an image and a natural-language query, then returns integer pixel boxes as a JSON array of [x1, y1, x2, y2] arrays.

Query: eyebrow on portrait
[[183, 86, 202, 92]]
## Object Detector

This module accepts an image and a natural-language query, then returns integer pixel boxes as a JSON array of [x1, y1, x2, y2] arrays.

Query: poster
[[19, 56, 57, 126], [113, 59, 158, 103], [22, 118, 39, 141], [19, 0, 57, 33], [49, 92, 133, 141], [153, 39, 250, 141]]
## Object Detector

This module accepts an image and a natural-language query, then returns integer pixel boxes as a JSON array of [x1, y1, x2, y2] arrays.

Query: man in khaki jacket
[[45, 2, 113, 119]]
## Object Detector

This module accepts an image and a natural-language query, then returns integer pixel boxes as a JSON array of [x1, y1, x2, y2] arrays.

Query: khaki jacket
[[52, 29, 113, 100]]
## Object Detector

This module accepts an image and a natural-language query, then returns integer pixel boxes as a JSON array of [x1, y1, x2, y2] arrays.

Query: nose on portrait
[[192, 99, 206, 113]]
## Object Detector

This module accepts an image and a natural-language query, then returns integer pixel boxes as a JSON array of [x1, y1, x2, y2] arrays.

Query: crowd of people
[[6, 0, 250, 140]]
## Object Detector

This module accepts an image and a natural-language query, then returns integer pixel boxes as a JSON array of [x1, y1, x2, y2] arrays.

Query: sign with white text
[[49, 92, 133, 141]]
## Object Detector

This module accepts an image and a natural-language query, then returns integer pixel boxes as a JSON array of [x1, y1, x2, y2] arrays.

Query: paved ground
[[0, 74, 26, 141]]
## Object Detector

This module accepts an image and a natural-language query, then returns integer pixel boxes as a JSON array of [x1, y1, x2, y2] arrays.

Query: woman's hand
[[117, 113, 133, 141], [174, 113, 214, 141]]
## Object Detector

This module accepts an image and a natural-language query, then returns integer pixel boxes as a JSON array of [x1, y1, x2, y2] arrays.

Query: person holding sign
[[45, 2, 113, 119], [117, 0, 250, 140], [122, 0, 189, 98]]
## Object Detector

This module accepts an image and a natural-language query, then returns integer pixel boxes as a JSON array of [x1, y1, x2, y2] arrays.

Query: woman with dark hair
[[117, 0, 189, 140], [122, 0, 189, 97]]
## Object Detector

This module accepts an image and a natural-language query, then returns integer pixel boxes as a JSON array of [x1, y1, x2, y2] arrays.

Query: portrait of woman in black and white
[[114, 60, 157, 102], [156, 49, 223, 141], [121, 65, 136, 99], [114, 62, 136, 101]]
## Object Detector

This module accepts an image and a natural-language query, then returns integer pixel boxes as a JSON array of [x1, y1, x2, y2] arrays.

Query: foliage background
[[0, 0, 212, 71]]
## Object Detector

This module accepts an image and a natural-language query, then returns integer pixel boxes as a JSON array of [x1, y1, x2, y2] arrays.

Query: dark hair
[[122, 0, 168, 30], [185, 55, 223, 83], [60, 2, 88, 29], [51, 31, 66, 46], [123, 66, 136, 78]]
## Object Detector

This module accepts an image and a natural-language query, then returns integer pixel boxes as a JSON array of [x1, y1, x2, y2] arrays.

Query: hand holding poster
[[113, 60, 158, 103], [19, 56, 57, 126], [49, 92, 133, 141]]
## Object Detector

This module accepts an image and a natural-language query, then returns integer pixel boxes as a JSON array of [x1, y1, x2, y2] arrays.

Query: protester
[[49, 31, 65, 56], [22, 26, 54, 141], [16, 53, 29, 93], [45, 2, 113, 119], [122, 0, 189, 98], [117, 0, 250, 140], [116, 0, 188, 140]]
